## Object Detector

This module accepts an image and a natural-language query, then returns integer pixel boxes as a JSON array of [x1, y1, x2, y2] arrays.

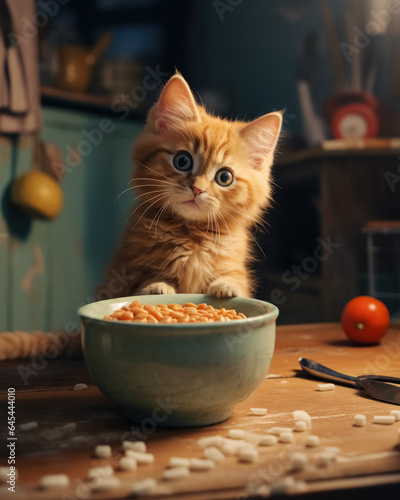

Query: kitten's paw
[[208, 280, 244, 299], [138, 282, 176, 295]]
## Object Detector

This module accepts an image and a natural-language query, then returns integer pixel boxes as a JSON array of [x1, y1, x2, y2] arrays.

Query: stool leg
[[367, 233, 375, 297]]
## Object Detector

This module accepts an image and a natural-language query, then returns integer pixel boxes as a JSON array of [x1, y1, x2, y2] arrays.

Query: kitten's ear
[[240, 111, 283, 170], [155, 74, 201, 135]]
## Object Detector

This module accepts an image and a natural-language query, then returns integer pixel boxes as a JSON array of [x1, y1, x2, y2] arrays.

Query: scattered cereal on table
[[317, 383, 335, 391], [203, 446, 225, 463], [250, 408, 267, 416], [130, 478, 158, 496], [294, 421, 308, 432], [293, 410, 312, 429], [162, 466, 190, 480], [279, 431, 294, 444], [87, 465, 114, 479], [40, 474, 70, 489], [189, 458, 215, 471], [119, 456, 137, 471], [94, 444, 112, 458], [90, 477, 121, 491], [125, 450, 155, 464], [169, 457, 191, 468], [73, 383, 88, 391], [390, 410, 400, 421], [258, 435, 277, 446], [353, 414, 367, 427], [238, 446, 259, 463], [228, 429, 246, 439], [305, 435, 320, 447], [20, 421, 38, 431], [122, 440, 146, 453], [373, 415, 395, 425]]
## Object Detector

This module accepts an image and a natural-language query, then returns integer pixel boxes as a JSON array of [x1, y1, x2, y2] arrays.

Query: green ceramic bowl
[[78, 294, 279, 427]]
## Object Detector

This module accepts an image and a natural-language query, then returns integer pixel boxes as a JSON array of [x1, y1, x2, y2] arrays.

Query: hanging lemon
[[11, 171, 63, 220]]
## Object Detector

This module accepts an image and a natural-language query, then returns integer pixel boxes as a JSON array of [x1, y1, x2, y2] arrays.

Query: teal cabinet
[[0, 107, 142, 332]]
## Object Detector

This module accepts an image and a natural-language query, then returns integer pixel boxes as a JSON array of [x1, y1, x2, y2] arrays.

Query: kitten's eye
[[173, 151, 193, 172], [215, 168, 234, 187]]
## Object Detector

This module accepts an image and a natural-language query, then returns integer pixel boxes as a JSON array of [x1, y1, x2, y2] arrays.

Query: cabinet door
[[0, 107, 142, 332], [0, 137, 11, 331], [41, 107, 142, 331], [0, 135, 51, 331]]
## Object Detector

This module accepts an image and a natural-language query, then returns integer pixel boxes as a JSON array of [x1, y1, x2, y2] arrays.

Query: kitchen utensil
[[345, 9, 361, 92], [56, 32, 113, 93], [299, 357, 400, 405], [323, 91, 380, 139], [321, 2, 346, 91], [298, 80, 326, 145]]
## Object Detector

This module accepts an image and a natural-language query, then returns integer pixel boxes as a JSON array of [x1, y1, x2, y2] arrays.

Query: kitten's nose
[[191, 186, 204, 197]]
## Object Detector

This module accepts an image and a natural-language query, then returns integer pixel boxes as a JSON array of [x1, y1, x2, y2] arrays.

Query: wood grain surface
[[1, 323, 400, 499]]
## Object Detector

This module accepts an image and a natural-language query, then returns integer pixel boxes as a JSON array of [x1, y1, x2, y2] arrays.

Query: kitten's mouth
[[182, 199, 200, 208]]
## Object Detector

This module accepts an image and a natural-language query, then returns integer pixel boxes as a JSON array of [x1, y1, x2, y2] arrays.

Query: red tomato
[[341, 296, 390, 344]]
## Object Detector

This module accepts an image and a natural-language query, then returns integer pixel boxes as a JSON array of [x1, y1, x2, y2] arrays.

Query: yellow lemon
[[11, 171, 63, 220]]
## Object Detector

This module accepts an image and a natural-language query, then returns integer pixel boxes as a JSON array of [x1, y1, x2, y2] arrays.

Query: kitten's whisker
[[153, 200, 171, 238], [155, 195, 178, 238], [216, 210, 233, 250], [149, 196, 173, 237], [128, 189, 171, 209], [211, 213, 220, 254], [224, 208, 267, 260], [204, 210, 210, 241], [215, 214, 221, 254], [136, 161, 178, 184], [129, 192, 170, 223], [148, 202, 166, 237], [130, 184, 175, 191], [113, 186, 135, 205], [131, 193, 170, 230], [131, 177, 178, 187], [136, 189, 170, 199]]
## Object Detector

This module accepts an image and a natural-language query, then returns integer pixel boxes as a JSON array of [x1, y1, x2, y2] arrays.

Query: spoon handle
[[298, 358, 358, 387]]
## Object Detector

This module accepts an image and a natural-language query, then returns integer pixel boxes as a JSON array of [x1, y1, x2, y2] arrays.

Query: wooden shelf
[[40, 86, 145, 120], [277, 138, 400, 166]]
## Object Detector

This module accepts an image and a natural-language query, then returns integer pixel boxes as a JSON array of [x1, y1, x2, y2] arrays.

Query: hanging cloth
[[0, 0, 41, 133]]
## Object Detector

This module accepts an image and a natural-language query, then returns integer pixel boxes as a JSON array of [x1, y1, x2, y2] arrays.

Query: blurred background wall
[[1, 0, 400, 331]]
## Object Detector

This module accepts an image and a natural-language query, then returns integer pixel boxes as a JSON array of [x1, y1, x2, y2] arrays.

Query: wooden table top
[[1, 323, 400, 499]]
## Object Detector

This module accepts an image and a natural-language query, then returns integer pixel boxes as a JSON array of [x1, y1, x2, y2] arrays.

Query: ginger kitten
[[100, 73, 282, 300], [0, 73, 282, 360]]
